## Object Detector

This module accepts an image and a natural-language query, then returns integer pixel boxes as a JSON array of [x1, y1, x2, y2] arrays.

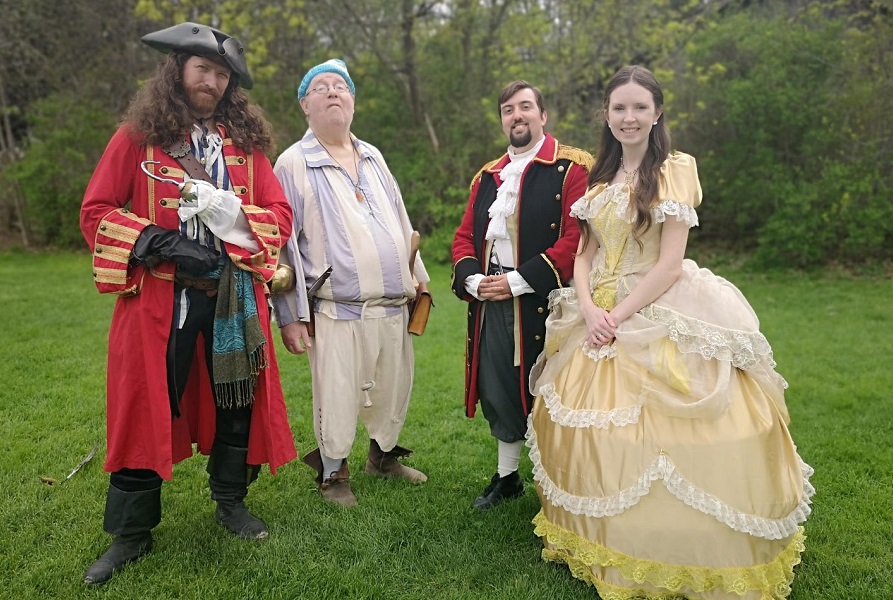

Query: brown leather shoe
[[365, 440, 428, 484], [320, 462, 357, 506], [303, 448, 358, 507]]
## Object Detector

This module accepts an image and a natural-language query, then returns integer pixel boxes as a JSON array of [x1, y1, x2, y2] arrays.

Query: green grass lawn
[[1, 251, 891, 599]]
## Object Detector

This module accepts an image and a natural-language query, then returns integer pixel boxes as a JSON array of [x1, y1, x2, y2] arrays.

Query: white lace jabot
[[485, 136, 546, 241]]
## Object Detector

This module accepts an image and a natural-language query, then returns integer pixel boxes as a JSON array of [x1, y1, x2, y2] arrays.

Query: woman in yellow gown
[[527, 66, 813, 600]]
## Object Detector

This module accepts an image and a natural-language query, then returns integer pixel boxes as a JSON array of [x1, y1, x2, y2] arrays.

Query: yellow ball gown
[[527, 153, 813, 600]]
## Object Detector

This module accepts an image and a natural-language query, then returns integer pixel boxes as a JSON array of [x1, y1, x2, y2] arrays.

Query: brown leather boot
[[303, 448, 357, 507], [365, 440, 428, 484]]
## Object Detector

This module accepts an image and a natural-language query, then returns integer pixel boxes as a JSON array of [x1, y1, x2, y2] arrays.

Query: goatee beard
[[510, 129, 532, 149]]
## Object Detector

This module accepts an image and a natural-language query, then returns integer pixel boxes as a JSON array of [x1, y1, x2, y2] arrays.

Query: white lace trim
[[569, 187, 698, 229], [653, 200, 699, 227], [641, 304, 783, 383], [526, 423, 815, 540], [547, 286, 578, 309], [570, 184, 629, 221], [541, 382, 641, 429], [582, 341, 617, 362], [485, 138, 544, 241], [545, 284, 786, 387]]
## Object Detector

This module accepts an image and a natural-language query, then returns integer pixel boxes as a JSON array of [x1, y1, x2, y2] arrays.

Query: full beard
[[186, 87, 222, 118]]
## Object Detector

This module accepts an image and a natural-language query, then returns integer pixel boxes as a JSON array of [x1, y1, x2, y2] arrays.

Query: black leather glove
[[132, 225, 219, 276]]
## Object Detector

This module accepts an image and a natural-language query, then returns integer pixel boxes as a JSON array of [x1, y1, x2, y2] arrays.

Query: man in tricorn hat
[[79, 22, 296, 584]]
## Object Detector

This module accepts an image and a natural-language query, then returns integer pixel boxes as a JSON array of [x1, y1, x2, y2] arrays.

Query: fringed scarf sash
[[212, 259, 267, 407]]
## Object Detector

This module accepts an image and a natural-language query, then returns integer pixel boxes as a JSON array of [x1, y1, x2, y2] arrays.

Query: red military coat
[[451, 134, 592, 418], [80, 124, 296, 480]]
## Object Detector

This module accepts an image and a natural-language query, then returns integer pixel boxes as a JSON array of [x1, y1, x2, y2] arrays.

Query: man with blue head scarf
[[272, 59, 429, 506]]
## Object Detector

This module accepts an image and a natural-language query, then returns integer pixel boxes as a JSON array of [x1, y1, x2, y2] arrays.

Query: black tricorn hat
[[141, 22, 253, 89]]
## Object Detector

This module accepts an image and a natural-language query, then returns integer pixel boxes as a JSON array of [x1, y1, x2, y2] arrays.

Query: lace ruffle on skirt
[[531, 261, 789, 415], [534, 511, 806, 600], [527, 421, 814, 540]]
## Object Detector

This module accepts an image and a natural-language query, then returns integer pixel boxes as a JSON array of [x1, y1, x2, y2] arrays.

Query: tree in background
[[673, 0, 892, 268], [0, 0, 154, 246], [1, 0, 890, 268]]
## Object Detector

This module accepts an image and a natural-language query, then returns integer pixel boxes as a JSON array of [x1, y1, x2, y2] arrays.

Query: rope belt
[[325, 296, 410, 408]]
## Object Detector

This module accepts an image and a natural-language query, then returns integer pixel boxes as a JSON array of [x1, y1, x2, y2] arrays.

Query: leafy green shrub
[[753, 181, 838, 269], [6, 93, 116, 248], [675, 7, 893, 268]]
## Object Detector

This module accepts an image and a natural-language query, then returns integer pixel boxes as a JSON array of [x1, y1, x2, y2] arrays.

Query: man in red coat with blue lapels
[[452, 80, 592, 511], [79, 22, 296, 585]]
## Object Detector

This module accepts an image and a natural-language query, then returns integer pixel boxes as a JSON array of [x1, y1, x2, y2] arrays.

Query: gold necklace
[[620, 156, 639, 186]]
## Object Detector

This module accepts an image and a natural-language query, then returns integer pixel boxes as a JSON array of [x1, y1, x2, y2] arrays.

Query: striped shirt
[[172, 125, 229, 329], [272, 130, 428, 324]]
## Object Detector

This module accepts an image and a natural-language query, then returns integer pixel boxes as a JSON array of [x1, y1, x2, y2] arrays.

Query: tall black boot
[[83, 478, 161, 585], [207, 441, 268, 540]]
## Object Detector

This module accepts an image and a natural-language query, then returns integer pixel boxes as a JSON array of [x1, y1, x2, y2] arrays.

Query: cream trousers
[[308, 310, 414, 459]]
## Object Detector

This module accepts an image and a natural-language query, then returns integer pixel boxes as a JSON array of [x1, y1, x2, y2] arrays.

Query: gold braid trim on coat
[[557, 146, 595, 171], [468, 158, 501, 192]]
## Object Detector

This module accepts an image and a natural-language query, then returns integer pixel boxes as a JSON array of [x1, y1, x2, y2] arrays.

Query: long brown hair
[[580, 65, 670, 249], [122, 53, 274, 154]]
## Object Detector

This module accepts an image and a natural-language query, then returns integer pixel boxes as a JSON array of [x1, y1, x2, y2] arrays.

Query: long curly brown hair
[[122, 53, 274, 154], [580, 65, 670, 251]]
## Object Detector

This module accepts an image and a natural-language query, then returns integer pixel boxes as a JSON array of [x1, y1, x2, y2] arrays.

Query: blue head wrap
[[297, 59, 355, 100]]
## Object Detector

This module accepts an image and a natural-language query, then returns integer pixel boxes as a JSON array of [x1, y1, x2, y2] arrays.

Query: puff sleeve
[[654, 152, 701, 227]]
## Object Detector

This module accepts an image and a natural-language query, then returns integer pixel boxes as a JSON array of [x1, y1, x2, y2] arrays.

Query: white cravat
[[484, 136, 545, 248], [464, 137, 545, 300]]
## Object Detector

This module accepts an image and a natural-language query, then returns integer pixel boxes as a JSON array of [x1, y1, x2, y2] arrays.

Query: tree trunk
[[0, 73, 30, 248]]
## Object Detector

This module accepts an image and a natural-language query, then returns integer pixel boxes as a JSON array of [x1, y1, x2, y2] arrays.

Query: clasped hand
[[478, 274, 512, 301], [582, 304, 616, 347]]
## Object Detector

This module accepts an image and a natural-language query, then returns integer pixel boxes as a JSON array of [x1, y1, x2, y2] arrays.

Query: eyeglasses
[[309, 83, 350, 95]]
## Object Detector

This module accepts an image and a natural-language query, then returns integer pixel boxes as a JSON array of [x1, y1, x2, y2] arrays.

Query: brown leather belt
[[175, 274, 219, 290]]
